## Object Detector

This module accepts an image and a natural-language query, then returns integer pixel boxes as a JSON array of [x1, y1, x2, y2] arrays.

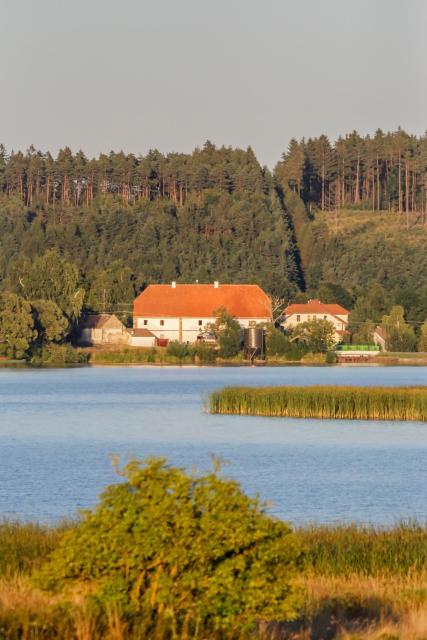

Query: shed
[[77, 314, 129, 346], [128, 328, 157, 347]]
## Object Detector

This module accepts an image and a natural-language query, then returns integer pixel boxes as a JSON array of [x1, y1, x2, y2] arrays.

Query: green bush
[[215, 308, 242, 358], [31, 344, 87, 365], [266, 328, 292, 356], [166, 340, 189, 360], [37, 458, 303, 635], [190, 342, 217, 364]]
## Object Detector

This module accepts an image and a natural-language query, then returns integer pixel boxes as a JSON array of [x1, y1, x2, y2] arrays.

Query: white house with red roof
[[281, 299, 350, 343], [133, 282, 272, 343]]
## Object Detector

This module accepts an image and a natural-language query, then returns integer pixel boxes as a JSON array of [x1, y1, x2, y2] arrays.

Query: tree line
[[275, 128, 427, 215], [0, 134, 426, 359], [0, 141, 268, 208]]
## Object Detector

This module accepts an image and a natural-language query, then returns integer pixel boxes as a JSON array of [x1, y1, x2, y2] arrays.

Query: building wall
[[79, 327, 129, 346], [131, 335, 156, 347], [284, 313, 348, 331], [135, 316, 270, 342]]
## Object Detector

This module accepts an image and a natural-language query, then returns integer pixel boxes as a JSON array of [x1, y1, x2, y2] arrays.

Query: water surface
[[0, 365, 426, 525]]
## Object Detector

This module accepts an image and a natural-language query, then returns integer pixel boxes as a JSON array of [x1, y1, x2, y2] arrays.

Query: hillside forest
[[0, 129, 426, 358]]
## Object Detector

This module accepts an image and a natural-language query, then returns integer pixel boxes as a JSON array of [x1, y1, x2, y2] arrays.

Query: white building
[[133, 282, 272, 343], [281, 299, 350, 343]]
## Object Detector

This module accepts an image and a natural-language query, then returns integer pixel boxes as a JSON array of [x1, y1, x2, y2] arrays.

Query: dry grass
[[295, 572, 427, 639], [317, 209, 427, 237]]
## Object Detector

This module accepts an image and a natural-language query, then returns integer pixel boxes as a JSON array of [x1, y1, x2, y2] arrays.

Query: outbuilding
[[77, 314, 129, 346]]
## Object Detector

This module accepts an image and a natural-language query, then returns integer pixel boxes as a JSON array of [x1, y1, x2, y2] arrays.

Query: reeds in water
[[209, 385, 427, 421]]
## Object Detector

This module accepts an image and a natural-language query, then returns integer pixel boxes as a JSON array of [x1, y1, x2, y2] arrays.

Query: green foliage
[[325, 351, 336, 364], [266, 327, 305, 360], [23, 250, 84, 321], [214, 307, 242, 358], [209, 385, 427, 421], [316, 282, 353, 310], [290, 318, 336, 353], [380, 306, 417, 352], [352, 319, 375, 344], [86, 260, 135, 313], [0, 292, 36, 358], [31, 343, 88, 365], [190, 342, 217, 364], [166, 340, 189, 361], [31, 299, 69, 345], [37, 458, 304, 634]]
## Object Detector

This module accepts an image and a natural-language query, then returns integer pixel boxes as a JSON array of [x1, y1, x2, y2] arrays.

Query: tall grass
[[209, 385, 427, 421], [0, 521, 426, 638], [300, 522, 427, 576], [0, 521, 63, 576]]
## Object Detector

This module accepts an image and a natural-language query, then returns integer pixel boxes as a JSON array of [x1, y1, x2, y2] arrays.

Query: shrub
[[266, 328, 292, 356], [214, 307, 242, 358], [290, 319, 336, 353], [190, 342, 217, 364], [31, 344, 87, 365], [325, 351, 337, 364], [37, 458, 303, 635], [166, 340, 189, 360]]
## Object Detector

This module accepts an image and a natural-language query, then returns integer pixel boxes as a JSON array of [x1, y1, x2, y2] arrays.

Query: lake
[[0, 365, 426, 526]]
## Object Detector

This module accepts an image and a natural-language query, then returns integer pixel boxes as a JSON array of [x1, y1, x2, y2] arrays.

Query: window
[[160, 320, 164, 326], [323, 315, 327, 320], [296, 315, 301, 322], [143, 319, 148, 326], [198, 320, 203, 326]]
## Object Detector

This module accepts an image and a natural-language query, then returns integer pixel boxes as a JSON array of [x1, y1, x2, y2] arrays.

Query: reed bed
[[299, 522, 427, 576], [209, 385, 427, 421]]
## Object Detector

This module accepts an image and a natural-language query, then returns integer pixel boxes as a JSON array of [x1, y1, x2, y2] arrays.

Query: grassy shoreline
[[209, 384, 427, 421], [0, 520, 425, 638]]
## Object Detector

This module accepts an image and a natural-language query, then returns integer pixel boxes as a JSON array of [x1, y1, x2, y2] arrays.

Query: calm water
[[0, 365, 426, 525]]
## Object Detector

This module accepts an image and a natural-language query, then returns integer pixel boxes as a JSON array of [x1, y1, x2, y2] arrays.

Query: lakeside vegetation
[[0, 131, 427, 363], [209, 385, 427, 421], [0, 459, 425, 639]]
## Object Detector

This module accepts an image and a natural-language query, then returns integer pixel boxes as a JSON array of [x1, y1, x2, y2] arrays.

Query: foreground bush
[[37, 458, 303, 635]]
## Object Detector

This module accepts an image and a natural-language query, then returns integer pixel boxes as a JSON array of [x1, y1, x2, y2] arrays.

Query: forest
[[0, 129, 426, 357]]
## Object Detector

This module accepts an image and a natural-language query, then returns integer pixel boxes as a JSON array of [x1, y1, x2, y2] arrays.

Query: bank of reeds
[[209, 385, 427, 421], [299, 522, 427, 576]]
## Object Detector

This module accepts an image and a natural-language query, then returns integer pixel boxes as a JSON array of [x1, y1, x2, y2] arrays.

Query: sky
[[1, 0, 426, 167]]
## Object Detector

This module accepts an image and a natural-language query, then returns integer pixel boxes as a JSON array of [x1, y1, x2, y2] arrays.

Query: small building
[[281, 299, 350, 344], [133, 282, 272, 343], [77, 314, 129, 346], [128, 328, 157, 347]]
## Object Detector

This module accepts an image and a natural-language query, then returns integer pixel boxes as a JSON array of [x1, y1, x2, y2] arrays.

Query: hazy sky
[[2, 0, 426, 166]]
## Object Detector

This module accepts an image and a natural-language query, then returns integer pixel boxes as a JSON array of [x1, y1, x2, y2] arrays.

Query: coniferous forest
[[0, 130, 426, 353]]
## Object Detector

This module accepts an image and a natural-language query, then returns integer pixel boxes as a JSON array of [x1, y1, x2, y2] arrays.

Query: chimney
[[213, 281, 219, 288], [171, 281, 176, 288]]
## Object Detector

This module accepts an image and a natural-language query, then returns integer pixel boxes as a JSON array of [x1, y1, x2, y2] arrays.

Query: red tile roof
[[134, 284, 271, 319], [284, 299, 349, 316]]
